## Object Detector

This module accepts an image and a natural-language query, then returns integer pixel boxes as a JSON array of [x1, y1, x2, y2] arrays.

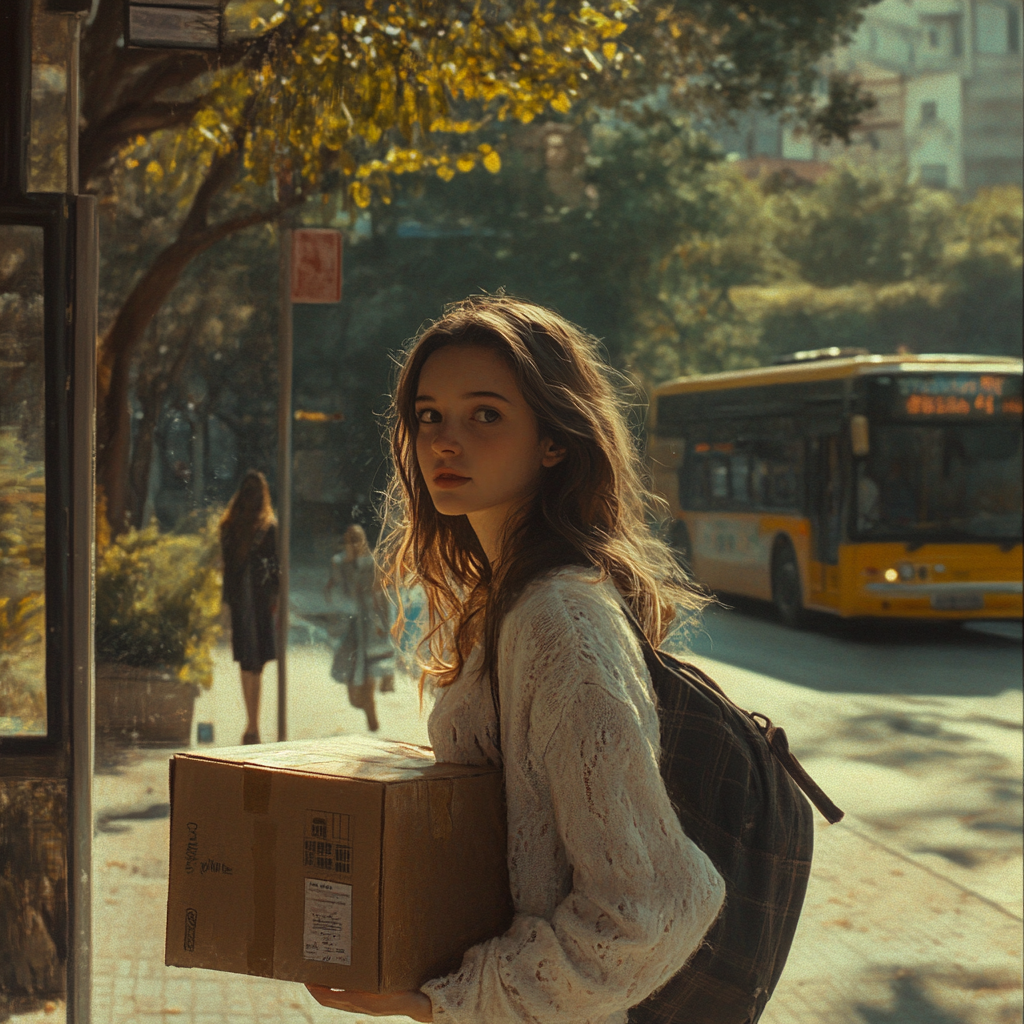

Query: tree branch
[[80, 99, 207, 184], [79, 1, 278, 186]]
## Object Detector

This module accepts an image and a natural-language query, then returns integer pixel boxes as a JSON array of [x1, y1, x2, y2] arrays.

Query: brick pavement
[[12, 636, 1023, 1023], [81, 751, 1023, 1024]]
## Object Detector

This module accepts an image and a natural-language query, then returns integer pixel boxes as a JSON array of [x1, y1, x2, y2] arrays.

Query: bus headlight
[[884, 568, 899, 582]]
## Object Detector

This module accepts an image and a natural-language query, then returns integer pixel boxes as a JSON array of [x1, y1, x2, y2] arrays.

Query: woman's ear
[[541, 440, 567, 468]]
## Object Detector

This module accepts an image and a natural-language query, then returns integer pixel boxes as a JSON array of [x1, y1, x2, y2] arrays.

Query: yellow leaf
[[551, 92, 571, 114], [350, 180, 372, 207], [145, 160, 163, 179], [602, 42, 617, 61], [436, 164, 456, 181], [483, 150, 501, 173], [456, 153, 476, 172]]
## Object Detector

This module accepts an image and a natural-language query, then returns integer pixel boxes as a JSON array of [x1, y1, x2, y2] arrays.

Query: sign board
[[291, 229, 343, 304], [125, 0, 224, 50]]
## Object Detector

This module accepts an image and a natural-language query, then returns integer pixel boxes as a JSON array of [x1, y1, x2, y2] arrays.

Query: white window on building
[[919, 164, 949, 188], [976, 2, 1014, 53], [921, 100, 938, 124], [923, 16, 965, 56]]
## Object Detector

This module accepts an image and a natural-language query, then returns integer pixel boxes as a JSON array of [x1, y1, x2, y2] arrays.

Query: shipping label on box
[[165, 736, 512, 992], [303, 878, 352, 964]]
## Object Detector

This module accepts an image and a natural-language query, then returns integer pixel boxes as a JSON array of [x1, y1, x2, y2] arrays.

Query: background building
[[715, 0, 1023, 191]]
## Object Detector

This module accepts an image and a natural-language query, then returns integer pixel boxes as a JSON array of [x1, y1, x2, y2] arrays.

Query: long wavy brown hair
[[220, 470, 276, 570], [378, 295, 707, 693]]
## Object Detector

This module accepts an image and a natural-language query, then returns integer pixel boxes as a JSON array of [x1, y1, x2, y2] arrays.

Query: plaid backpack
[[625, 623, 844, 1024]]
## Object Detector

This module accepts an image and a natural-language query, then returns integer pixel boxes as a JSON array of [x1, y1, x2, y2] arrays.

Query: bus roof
[[653, 353, 1024, 397]]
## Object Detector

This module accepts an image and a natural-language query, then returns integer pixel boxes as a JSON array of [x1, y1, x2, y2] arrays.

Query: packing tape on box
[[248, 818, 277, 974], [427, 779, 453, 841], [244, 766, 277, 974], [244, 765, 274, 815]]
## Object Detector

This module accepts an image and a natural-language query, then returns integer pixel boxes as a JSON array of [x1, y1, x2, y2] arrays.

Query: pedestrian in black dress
[[219, 470, 279, 744]]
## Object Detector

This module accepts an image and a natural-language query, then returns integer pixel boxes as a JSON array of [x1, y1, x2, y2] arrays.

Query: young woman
[[324, 523, 395, 732], [307, 296, 725, 1023], [219, 470, 279, 745]]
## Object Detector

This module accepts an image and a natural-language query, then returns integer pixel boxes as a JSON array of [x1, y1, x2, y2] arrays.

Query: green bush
[[94, 514, 222, 688], [0, 429, 46, 734]]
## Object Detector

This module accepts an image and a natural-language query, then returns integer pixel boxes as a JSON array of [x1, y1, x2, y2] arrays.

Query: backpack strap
[[748, 713, 845, 825], [621, 604, 845, 825]]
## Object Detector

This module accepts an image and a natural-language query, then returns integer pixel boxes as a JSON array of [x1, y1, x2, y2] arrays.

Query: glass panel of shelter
[[28, 0, 71, 195], [0, 2, 79, 1021], [0, 225, 46, 738]]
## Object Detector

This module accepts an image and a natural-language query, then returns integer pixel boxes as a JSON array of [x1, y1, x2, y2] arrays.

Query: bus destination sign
[[882, 374, 1023, 419]]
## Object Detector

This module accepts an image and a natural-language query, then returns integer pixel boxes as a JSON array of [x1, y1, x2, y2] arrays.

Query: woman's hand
[[305, 985, 432, 1022]]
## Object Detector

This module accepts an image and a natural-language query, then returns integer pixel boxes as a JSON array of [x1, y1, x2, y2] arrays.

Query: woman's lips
[[433, 472, 470, 489]]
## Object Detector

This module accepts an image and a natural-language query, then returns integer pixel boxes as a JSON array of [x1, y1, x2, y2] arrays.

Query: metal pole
[[70, 193, 97, 1024], [0, 0, 31, 197], [276, 224, 292, 742]]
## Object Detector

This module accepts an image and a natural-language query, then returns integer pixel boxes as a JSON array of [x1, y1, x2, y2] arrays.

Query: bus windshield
[[854, 422, 1023, 543]]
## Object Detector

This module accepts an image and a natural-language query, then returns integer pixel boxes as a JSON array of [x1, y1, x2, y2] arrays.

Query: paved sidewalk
[[84, 751, 1023, 1024], [13, 637, 1023, 1024]]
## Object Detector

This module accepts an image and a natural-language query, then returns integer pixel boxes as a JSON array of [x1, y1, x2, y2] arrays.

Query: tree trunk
[[126, 389, 160, 531], [96, 199, 287, 537], [190, 410, 206, 510], [97, 234, 213, 535], [125, 327, 194, 530]]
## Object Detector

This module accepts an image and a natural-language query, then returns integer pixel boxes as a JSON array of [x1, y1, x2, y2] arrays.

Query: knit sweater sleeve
[[421, 578, 725, 1024]]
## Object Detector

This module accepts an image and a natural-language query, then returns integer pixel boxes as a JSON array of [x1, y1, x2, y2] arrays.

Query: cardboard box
[[165, 735, 512, 992]]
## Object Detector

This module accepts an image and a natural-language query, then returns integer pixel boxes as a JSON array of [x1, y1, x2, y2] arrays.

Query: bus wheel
[[772, 540, 805, 628], [669, 520, 693, 573]]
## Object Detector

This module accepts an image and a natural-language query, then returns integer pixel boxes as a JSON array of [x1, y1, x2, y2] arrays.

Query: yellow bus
[[648, 351, 1023, 625]]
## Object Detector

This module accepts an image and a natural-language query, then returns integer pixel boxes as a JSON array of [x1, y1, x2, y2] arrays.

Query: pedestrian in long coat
[[220, 470, 279, 744]]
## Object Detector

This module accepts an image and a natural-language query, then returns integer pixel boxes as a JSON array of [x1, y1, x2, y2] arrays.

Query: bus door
[[807, 434, 843, 603], [1, 2, 96, 1020]]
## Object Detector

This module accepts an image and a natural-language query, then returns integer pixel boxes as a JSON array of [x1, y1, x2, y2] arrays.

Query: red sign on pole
[[290, 228, 342, 303]]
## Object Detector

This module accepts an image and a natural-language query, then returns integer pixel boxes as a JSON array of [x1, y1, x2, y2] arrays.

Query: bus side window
[[756, 441, 800, 510], [748, 434, 801, 511], [769, 461, 797, 508], [731, 454, 751, 506], [679, 450, 707, 509], [710, 459, 730, 501], [751, 458, 771, 508]]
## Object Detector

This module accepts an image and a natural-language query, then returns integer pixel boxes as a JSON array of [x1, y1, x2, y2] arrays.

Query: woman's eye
[[472, 408, 500, 424], [416, 408, 440, 424]]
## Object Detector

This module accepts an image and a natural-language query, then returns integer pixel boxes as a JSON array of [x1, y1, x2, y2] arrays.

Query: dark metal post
[[0, 0, 31, 197], [276, 225, 292, 742], [70, 193, 97, 1024]]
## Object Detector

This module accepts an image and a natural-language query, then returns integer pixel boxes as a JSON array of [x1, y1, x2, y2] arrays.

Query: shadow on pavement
[[95, 802, 171, 833], [854, 971, 968, 1024], [854, 965, 1022, 1024], [683, 596, 1022, 697]]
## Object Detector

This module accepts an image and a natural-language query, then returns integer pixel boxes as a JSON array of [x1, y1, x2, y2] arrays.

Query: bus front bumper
[[862, 580, 1023, 614]]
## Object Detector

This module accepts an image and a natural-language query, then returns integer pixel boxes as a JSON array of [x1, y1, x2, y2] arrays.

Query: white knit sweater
[[420, 567, 725, 1024]]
